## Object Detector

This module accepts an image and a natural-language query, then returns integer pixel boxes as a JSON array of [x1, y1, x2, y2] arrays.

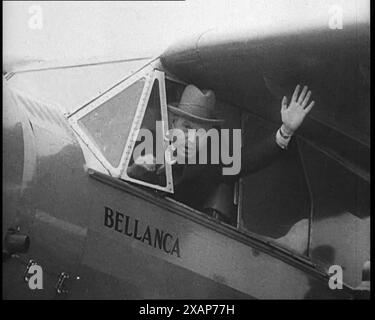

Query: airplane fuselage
[[3, 64, 355, 299]]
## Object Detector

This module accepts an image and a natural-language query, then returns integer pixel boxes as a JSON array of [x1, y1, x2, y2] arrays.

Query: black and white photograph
[[3, 0, 370, 302]]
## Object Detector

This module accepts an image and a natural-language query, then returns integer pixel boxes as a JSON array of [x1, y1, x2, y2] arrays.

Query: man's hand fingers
[[302, 91, 312, 107], [292, 84, 300, 102], [281, 96, 288, 110], [298, 86, 308, 104], [304, 101, 315, 114]]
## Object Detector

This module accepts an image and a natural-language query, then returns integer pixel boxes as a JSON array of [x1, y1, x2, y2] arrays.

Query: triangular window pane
[[78, 78, 145, 167]]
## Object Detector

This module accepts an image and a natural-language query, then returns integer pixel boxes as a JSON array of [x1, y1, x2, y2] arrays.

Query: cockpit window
[[78, 78, 145, 167], [126, 79, 167, 187], [121, 70, 174, 193]]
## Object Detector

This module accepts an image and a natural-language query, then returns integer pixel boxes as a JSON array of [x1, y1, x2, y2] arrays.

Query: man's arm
[[241, 84, 315, 176]]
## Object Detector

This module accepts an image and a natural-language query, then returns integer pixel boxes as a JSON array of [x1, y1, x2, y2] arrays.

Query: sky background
[[3, 0, 261, 64], [3, 0, 369, 66]]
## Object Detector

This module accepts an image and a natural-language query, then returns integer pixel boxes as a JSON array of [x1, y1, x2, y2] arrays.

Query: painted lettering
[[103, 206, 181, 258], [104, 206, 114, 228], [115, 211, 124, 233]]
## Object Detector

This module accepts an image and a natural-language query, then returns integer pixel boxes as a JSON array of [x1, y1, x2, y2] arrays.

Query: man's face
[[171, 115, 213, 159]]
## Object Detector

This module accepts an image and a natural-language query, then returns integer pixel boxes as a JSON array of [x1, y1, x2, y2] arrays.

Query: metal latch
[[55, 272, 70, 294], [23, 259, 37, 282]]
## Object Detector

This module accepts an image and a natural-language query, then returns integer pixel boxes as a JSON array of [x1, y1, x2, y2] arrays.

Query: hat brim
[[168, 105, 225, 125]]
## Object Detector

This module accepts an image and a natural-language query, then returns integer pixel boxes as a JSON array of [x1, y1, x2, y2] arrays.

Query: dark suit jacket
[[171, 133, 286, 212]]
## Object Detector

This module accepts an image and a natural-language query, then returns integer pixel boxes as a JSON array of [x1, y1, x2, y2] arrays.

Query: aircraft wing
[[4, 56, 154, 115], [160, 0, 370, 180]]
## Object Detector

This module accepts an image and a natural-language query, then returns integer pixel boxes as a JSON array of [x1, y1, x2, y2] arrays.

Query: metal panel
[[83, 170, 352, 299]]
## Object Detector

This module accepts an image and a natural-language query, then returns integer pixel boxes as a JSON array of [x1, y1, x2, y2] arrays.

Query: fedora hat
[[168, 85, 224, 125]]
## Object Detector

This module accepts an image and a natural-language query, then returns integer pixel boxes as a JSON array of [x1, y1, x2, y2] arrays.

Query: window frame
[[120, 70, 174, 193], [68, 67, 174, 192]]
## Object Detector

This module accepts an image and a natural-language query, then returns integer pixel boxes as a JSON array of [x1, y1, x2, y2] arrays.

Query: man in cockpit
[[128, 84, 315, 224]]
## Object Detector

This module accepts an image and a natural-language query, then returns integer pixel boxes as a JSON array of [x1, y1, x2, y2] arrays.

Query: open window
[[238, 111, 311, 256], [238, 107, 369, 275], [163, 77, 241, 226]]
